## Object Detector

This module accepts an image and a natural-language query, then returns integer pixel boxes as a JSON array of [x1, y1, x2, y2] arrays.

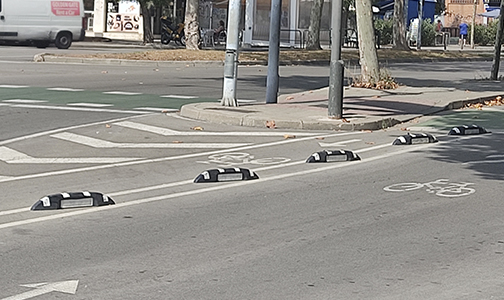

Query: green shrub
[[468, 21, 504, 46], [374, 19, 393, 45], [421, 19, 436, 46]]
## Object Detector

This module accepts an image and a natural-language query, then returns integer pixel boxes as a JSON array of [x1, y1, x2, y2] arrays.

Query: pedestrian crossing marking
[[51, 132, 251, 149], [160, 95, 198, 99]]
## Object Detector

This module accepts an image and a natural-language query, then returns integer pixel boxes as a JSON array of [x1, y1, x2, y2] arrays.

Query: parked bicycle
[[383, 179, 475, 198]]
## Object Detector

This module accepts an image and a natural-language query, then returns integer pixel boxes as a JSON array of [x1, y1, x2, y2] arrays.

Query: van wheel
[[55, 32, 72, 49]]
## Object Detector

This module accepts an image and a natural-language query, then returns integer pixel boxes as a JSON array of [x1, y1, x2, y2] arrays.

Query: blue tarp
[[377, 0, 436, 26], [479, 8, 501, 18]]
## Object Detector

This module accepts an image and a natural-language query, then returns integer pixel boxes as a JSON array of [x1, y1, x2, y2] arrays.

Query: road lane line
[[67, 103, 113, 107], [4, 103, 150, 114], [115, 121, 319, 136], [0, 131, 363, 183], [51, 132, 251, 149], [0, 143, 392, 217], [0, 146, 142, 164], [160, 95, 198, 99], [103, 91, 142, 96], [0, 115, 145, 146], [0, 142, 433, 230], [47, 88, 84, 92]]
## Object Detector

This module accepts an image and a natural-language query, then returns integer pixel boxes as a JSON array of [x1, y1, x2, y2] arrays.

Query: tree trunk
[[490, 0, 504, 80], [141, 4, 154, 44], [355, 0, 380, 83], [185, 0, 200, 50], [393, 0, 409, 50], [306, 0, 324, 50]]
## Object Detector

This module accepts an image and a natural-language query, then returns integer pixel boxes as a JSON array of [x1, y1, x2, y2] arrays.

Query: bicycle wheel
[[436, 187, 475, 198], [384, 182, 423, 192]]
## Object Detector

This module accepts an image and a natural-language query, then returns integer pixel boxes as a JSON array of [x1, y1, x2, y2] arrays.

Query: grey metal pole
[[490, 0, 504, 80], [328, 0, 344, 118], [416, 0, 423, 50], [221, 0, 241, 106], [265, 0, 282, 104]]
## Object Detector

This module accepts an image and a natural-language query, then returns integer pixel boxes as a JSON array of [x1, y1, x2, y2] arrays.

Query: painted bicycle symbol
[[383, 179, 475, 198], [197, 152, 291, 166]]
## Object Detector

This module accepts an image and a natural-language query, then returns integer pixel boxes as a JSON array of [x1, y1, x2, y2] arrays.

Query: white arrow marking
[[2, 280, 78, 300], [318, 139, 362, 147], [0, 147, 141, 164], [51, 132, 251, 149], [114, 121, 318, 137]]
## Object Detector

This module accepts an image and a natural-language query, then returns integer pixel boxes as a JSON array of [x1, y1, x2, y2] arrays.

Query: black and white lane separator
[[194, 167, 259, 183], [31, 191, 115, 210]]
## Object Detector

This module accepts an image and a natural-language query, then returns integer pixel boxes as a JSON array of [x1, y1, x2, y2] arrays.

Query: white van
[[0, 0, 85, 49]]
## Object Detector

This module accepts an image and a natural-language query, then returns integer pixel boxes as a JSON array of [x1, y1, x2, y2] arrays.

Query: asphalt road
[[1, 44, 504, 299]]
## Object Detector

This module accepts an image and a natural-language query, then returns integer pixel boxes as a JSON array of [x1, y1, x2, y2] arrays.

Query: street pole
[[416, 0, 423, 50], [471, 0, 477, 49], [220, 0, 241, 106], [490, 0, 504, 80], [328, 0, 344, 119], [265, 0, 282, 104]]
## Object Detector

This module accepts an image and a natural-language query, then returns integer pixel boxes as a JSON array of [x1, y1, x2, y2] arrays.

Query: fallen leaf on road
[[284, 134, 296, 139], [365, 141, 375, 145], [105, 124, 111, 128], [341, 118, 350, 123], [172, 141, 183, 143], [266, 120, 276, 128], [191, 126, 204, 131], [400, 127, 409, 131], [286, 96, 294, 100], [315, 137, 325, 140], [101, 71, 108, 74], [372, 95, 381, 98]]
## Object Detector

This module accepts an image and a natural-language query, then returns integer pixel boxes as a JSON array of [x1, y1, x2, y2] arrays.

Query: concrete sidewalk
[[180, 84, 504, 131]]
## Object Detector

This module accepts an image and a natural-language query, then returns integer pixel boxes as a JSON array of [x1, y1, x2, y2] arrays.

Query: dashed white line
[[47, 87, 84, 92], [103, 91, 142, 96], [0, 85, 29, 88], [2, 99, 47, 103], [160, 95, 198, 99], [67, 103, 114, 107], [134, 107, 179, 112]]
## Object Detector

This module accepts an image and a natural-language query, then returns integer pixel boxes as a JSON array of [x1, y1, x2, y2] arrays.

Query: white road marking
[[0, 131, 363, 183], [114, 121, 319, 136], [237, 99, 257, 103], [0, 144, 393, 218], [1, 280, 79, 300], [2, 99, 47, 103], [0, 146, 141, 164], [3, 103, 150, 114], [0, 115, 143, 146], [67, 103, 113, 107], [0, 85, 29, 88], [51, 132, 251, 148], [160, 95, 198, 99], [134, 107, 179, 112], [0, 142, 432, 231], [103, 91, 142, 95], [47, 87, 84, 92], [318, 139, 362, 147]]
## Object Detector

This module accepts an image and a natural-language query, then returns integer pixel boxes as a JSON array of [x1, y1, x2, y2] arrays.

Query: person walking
[[459, 21, 468, 49]]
